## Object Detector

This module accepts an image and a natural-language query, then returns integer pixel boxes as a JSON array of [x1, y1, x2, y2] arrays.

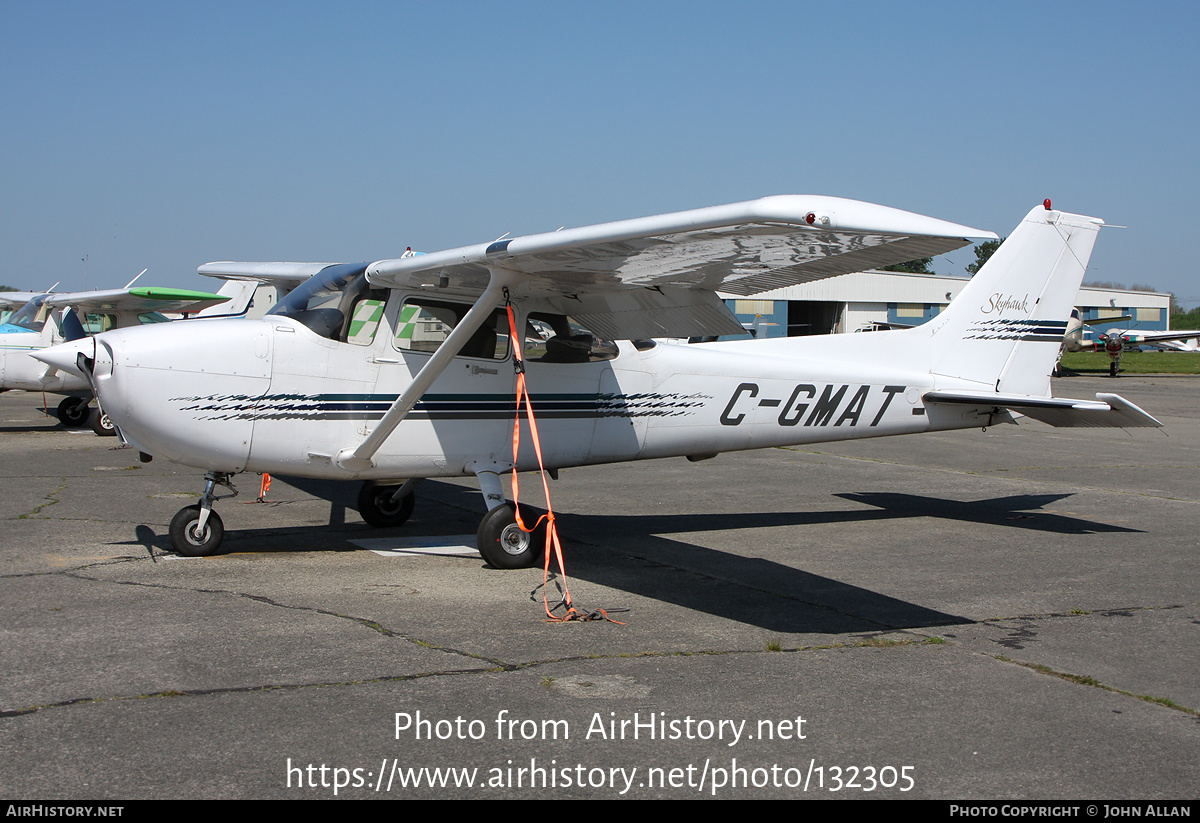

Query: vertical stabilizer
[[925, 203, 1103, 396], [195, 279, 259, 319]]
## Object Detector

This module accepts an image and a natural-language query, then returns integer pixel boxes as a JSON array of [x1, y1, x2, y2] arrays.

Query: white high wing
[[36, 196, 1161, 564]]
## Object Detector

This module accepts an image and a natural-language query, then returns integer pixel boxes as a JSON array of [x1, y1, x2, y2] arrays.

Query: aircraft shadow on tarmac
[[120, 478, 1138, 634], [535, 491, 1139, 634], [833, 491, 1140, 535], [0, 403, 91, 433]]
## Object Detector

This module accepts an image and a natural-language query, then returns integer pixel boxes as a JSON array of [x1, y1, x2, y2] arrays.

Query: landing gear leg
[[169, 472, 238, 557]]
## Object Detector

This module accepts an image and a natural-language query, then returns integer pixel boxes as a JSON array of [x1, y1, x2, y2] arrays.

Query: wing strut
[[334, 271, 516, 471]]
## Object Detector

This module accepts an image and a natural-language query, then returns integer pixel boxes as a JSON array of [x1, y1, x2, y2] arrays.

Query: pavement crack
[[994, 655, 1199, 718], [14, 477, 68, 519], [1, 638, 949, 719], [982, 603, 1191, 623], [0, 555, 152, 579], [0, 667, 506, 718], [58, 570, 511, 669]]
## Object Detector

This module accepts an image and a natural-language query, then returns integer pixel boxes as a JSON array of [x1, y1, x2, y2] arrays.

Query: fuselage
[[83, 297, 992, 482]]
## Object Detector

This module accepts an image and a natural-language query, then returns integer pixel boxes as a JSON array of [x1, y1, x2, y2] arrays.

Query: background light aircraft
[[1, 270, 313, 434], [0, 264, 318, 428], [0, 291, 51, 325], [38, 196, 1161, 566], [196, 262, 326, 319], [0, 286, 233, 432], [1061, 308, 1200, 376]]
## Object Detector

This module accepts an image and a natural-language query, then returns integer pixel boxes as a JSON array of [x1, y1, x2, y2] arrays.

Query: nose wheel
[[168, 472, 237, 556], [90, 406, 117, 437]]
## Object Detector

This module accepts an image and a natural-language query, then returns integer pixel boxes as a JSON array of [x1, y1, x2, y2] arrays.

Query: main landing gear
[[354, 470, 546, 569], [470, 467, 545, 569], [56, 396, 89, 428], [355, 475, 544, 568], [165, 470, 545, 568], [354, 470, 545, 569], [54, 396, 117, 436], [168, 472, 237, 557], [357, 480, 417, 527], [476, 503, 545, 570]]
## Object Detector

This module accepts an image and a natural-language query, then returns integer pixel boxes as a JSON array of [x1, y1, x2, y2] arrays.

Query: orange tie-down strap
[[504, 302, 625, 624]]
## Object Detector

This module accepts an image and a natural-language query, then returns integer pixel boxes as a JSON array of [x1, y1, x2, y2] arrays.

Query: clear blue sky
[[3, 1, 1197, 304]]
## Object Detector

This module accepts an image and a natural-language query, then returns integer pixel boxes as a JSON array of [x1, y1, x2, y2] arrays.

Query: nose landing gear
[[168, 472, 237, 556], [89, 406, 117, 437]]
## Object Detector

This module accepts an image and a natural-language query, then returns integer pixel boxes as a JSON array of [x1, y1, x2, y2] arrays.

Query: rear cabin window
[[523, 313, 617, 363], [394, 298, 510, 361]]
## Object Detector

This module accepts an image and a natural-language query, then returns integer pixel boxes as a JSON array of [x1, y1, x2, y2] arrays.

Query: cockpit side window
[[346, 298, 386, 346]]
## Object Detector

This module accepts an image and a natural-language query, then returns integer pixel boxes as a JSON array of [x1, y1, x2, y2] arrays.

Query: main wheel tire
[[90, 407, 117, 437], [357, 481, 415, 528], [57, 396, 89, 428], [477, 504, 545, 569], [169, 505, 225, 557]]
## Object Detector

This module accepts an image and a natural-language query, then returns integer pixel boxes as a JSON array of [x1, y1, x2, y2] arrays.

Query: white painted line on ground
[[350, 535, 479, 557]]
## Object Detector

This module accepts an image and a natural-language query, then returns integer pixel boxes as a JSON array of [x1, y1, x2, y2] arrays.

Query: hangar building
[[722, 271, 1171, 340]]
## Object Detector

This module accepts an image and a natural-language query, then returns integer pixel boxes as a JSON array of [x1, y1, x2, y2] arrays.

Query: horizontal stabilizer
[[924, 390, 1162, 428]]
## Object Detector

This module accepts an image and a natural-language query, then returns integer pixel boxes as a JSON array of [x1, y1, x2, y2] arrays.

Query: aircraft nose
[[83, 319, 272, 471], [31, 337, 95, 378]]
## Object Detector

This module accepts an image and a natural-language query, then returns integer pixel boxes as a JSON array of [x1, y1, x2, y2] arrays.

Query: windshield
[[4, 295, 52, 332], [266, 263, 371, 339]]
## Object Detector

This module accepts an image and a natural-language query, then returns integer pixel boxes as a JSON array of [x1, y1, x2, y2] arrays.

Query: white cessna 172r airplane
[[36, 196, 1161, 565]]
